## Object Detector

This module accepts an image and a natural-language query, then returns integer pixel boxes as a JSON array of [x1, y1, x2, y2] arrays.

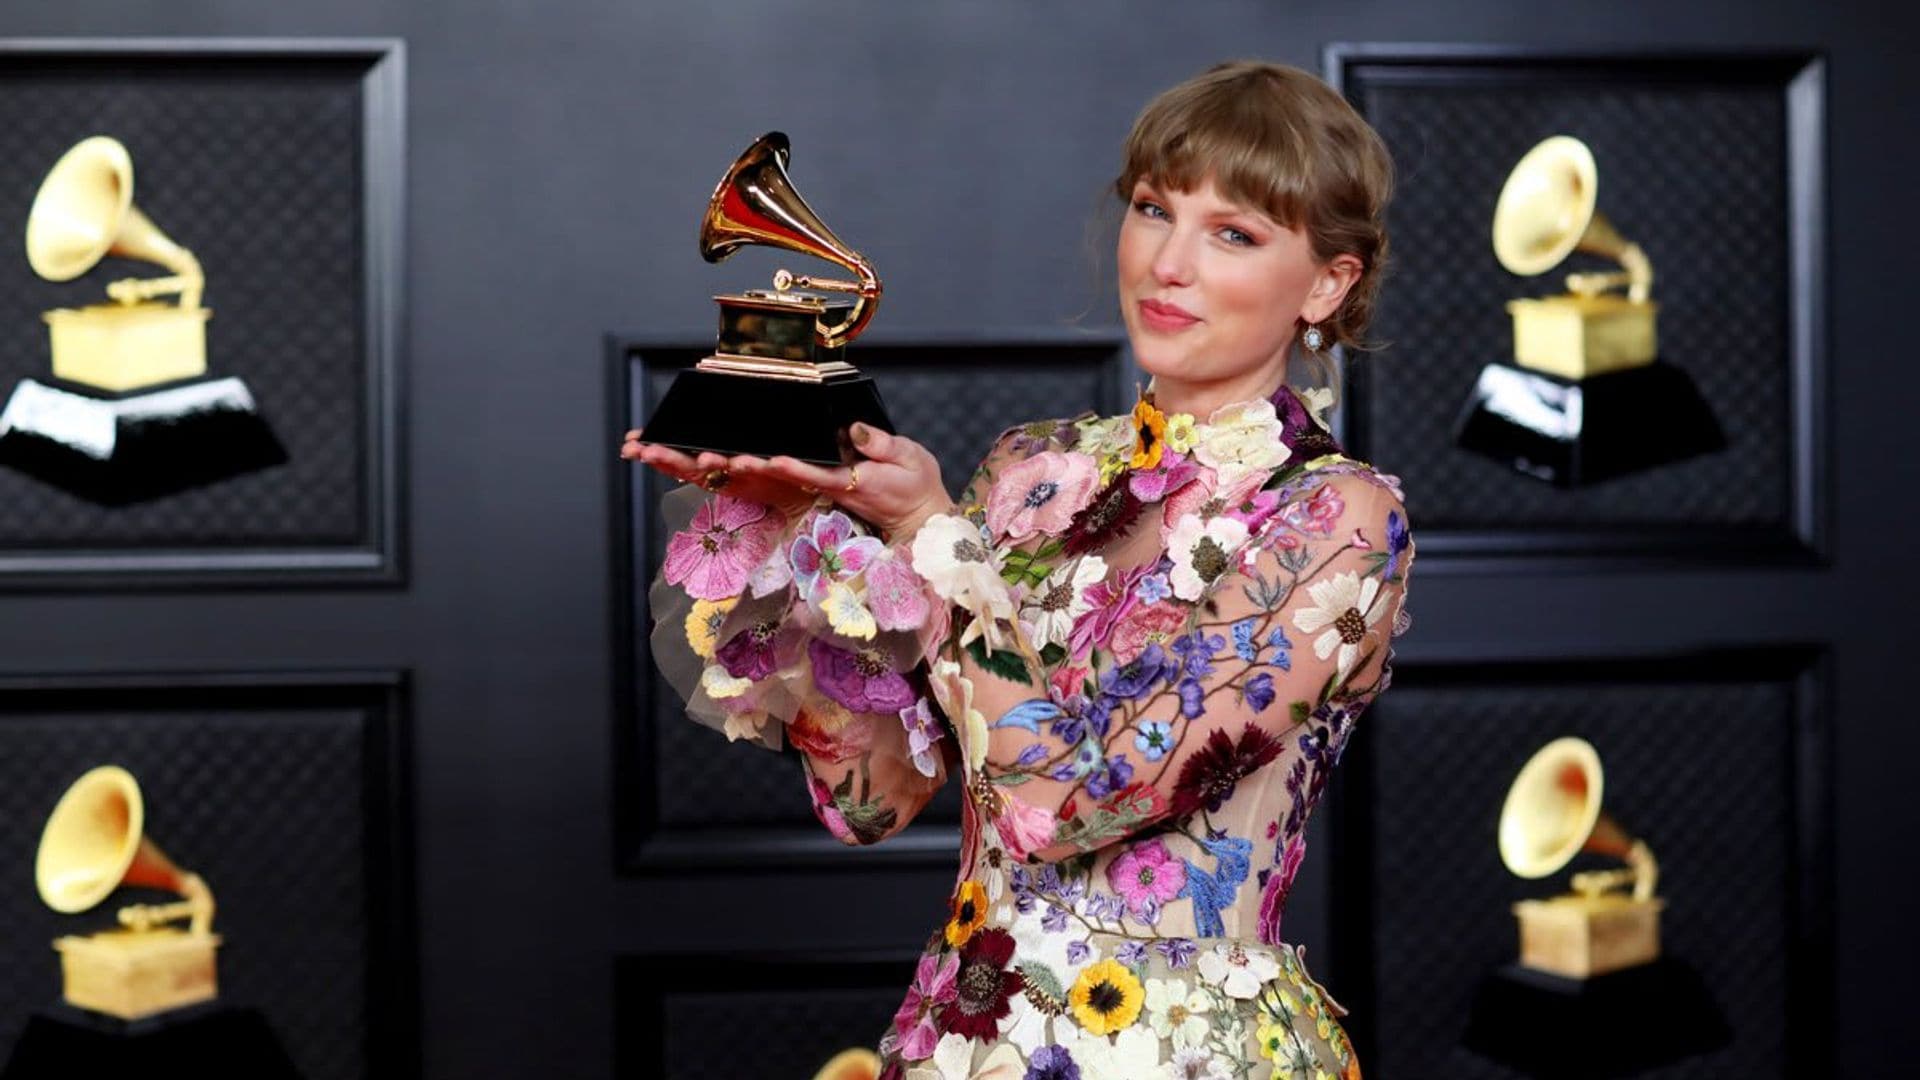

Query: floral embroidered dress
[[648, 383, 1414, 1080]]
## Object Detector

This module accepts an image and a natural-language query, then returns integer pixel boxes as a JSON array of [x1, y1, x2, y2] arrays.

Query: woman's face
[[1117, 175, 1352, 396]]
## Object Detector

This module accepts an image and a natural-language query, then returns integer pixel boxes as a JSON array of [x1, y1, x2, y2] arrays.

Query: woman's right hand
[[621, 429, 819, 517]]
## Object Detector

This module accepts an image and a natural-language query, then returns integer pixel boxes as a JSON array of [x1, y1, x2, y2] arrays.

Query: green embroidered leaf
[[1289, 700, 1311, 728], [1039, 642, 1067, 667], [832, 771, 855, 800], [1020, 961, 1067, 1007], [1033, 538, 1066, 560], [966, 636, 1035, 686]]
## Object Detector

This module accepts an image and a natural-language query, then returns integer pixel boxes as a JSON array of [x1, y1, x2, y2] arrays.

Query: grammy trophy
[[639, 132, 897, 467]]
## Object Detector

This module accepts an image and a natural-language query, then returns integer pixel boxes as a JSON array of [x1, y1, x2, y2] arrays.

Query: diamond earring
[[1302, 323, 1325, 353]]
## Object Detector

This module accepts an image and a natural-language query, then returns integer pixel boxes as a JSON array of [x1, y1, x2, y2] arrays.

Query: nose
[[1150, 227, 1196, 288]]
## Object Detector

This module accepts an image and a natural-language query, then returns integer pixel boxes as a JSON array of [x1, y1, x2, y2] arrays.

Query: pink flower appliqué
[[1281, 483, 1346, 537], [790, 510, 885, 603], [1107, 837, 1188, 917], [1108, 601, 1188, 664], [1128, 450, 1204, 503], [807, 774, 855, 843], [992, 794, 1058, 861], [1256, 832, 1308, 946], [663, 495, 783, 601], [1066, 562, 1150, 661], [1160, 466, 1268, 545], [986, 451, 1099, 541], [892, 951, 960, 1061], [864, 551, 931, 631]]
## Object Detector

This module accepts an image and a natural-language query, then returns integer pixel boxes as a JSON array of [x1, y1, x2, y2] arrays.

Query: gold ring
[[844, 464, 859, 493], [701, 469, 731, 491]]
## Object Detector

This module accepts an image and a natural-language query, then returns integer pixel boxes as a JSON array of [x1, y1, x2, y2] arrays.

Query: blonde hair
[[1114, 61, 1394, 397]]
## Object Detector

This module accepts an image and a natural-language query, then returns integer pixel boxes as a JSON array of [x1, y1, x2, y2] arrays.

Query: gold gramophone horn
[[1498, 736, 1657, 901], [36, 764, 215, 936], [699, 132, 881, 349], [1491, 135, 1652, 303], [26, 135, 204, 309]]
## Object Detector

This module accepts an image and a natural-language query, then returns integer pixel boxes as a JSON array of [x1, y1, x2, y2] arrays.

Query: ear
[[1298, 253, 1365, 326]]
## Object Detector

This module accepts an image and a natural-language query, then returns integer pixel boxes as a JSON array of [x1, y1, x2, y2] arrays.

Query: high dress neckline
[[1135, 381, 1341, 465]]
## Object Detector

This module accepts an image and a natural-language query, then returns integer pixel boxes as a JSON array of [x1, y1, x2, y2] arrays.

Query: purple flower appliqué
[[1244, 672, 1276, 713], [1384, 509, 1411, 578], [1155, 936, 1197, 969], [789, 510, 884, 603], [715, 618, 786, 681], [1026, 1045, 1080, 1080], [808, 639, 915, 714], [1084, 753, 1133, 799]]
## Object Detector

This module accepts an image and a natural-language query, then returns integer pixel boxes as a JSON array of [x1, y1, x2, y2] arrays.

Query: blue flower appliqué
[[1177, 835, 1253, 938]]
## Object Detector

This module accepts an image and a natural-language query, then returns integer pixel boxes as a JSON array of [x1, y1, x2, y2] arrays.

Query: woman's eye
[[1220, 227, 1256, 246], [1133, 199, 1168, 220]]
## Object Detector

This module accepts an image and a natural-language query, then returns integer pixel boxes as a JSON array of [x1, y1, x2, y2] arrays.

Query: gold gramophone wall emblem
[[35, 765, 221, 1020], [27, 135, 210, 391], [0, 135, 285, 505], [639, 132, 897, 467], [1498, 737, 1663, 979], [1454, 135, 1723, 486]]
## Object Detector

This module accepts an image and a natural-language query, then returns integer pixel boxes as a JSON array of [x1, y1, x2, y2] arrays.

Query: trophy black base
[[1461, 958, 1730, 1078], [642, 366, 896, 467], [1453, 360, 1725, 487], [0, 376, 288, 506], [1, 1001, 302, 1080]]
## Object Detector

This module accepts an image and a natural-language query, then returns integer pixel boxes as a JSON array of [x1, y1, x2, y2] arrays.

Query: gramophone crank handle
[[773, 268, 862, 294], [106, 273, 200, 304]]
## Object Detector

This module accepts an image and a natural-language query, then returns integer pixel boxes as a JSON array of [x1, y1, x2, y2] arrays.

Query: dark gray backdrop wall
[[0, 3, 1911, 1079]]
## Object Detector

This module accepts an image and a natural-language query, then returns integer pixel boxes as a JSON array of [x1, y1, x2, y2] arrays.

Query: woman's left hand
[[729, 423, 955, 541]]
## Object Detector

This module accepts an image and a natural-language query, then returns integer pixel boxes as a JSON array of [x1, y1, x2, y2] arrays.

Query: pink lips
[[1138, 298, 1199, 332]]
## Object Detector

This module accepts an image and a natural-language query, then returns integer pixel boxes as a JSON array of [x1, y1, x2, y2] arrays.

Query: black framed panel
[[616, 951, 917, 1079], [608, 331, 1128, 873], [0, 670, 416, 1080], [1329, 648, 1830, 1078], [0, 39, 405, 587], [1325, 47, 1826, 570]]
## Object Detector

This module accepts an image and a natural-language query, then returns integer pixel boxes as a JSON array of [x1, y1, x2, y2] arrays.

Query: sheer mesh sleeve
[[646, 482, 951, 845]]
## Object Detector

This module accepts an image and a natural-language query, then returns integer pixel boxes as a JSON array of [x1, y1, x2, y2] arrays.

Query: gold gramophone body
[[36, 765, 221, 1020], [0, 135, 284, 505], [1498, 737, 1663, 979], [1453, 135, 1722, 486], [639, 132, 897, 467]]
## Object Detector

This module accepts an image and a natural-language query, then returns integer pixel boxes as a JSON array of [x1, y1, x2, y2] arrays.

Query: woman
[[625, 60, 1410, 1080]]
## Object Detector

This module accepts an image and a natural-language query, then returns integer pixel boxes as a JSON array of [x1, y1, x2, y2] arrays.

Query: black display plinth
[[1, 1001, 301, 1080], [0, 376, 287, 505], [642, 367, 895, 467], [1462, 958, 1731, 1078], [1453, 360, 1724, 487]]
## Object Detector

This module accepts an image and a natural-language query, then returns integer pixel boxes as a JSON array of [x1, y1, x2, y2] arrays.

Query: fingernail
[[850, 424, 871, 446]]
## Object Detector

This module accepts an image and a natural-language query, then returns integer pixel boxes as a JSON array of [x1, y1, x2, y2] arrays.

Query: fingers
[[847, 423, 901, 463], [762, 455, 848, 494]]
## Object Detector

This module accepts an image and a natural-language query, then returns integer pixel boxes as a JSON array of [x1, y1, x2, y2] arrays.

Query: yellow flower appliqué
[[1130, 395, 1167, 471], [945, 879, 989, 947], [684, 596, 738, 659], [1069, 958, 1145, 1035], [1163, 412, 1198, 454]]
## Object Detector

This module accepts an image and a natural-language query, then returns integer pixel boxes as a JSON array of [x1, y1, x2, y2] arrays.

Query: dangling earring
[[1301, 322, 1325, 353]]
